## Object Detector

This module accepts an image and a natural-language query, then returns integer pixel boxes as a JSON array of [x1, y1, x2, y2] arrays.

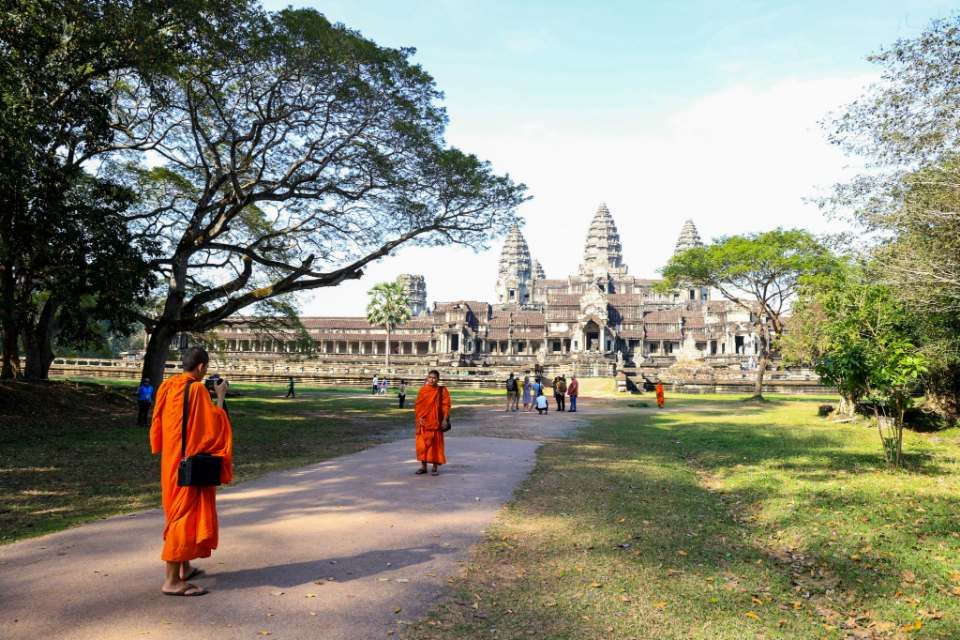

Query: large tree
[[825, 16, 960, 422], [0, 0, 254, 378], [784, 264, 926, 465], [113, 8, 527, 385], [21, 176, 154, 379], [660, 229, 833, 399], [366, 281, 411, 370]]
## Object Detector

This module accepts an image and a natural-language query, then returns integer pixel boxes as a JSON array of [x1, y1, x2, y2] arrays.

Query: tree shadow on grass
[[602, 410, 950, 477], [415, 405, 960, 639], [469, 441, 960, 639]]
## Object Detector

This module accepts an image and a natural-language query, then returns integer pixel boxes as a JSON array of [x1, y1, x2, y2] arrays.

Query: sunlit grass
[[404, 395, 960, 639], [1, 378, 499, 543]]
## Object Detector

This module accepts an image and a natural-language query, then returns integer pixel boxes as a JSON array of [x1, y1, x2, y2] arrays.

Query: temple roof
[[488, 309, 545, 327]]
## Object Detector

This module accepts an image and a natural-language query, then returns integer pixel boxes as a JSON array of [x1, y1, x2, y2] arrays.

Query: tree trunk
[[142, 326, 176, 386], [1, 316, 19, 380], [751, 325, 768, 400], [385, 325, 391, 370], [23, 298, 58, 380], [838, 392, 857, 417], [752, 353, 768, 399], [0, 261, 20, 379]]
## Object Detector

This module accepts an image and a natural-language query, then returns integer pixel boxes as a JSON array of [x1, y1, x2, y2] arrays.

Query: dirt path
[[0, 408, 586, 640]]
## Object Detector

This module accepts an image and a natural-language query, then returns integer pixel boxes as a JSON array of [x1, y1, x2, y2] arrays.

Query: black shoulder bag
[[438, 386, 452, 433], [177, 381, 223, 487]]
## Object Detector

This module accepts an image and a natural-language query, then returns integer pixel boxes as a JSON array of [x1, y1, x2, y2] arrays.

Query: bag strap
[[436, 386, 446, 424], [181, 380, 194, 459]]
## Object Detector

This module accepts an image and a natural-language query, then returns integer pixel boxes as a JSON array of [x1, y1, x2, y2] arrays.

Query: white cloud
[[302, 73, 872, 316]]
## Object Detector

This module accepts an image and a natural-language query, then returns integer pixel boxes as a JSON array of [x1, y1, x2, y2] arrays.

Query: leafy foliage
[[787, 264, 927, 464], [105, 7, 526, 383], [660, 229, 833, 398], [366, 281, 411, 368], [0, 0, 253, 378], [825, 15, 960, 425]]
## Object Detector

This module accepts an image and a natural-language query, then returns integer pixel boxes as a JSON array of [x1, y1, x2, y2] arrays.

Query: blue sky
[[262, 1, 954, 315]]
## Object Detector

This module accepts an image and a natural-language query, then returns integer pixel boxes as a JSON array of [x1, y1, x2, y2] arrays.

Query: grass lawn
[[0, 378, 499, 544], [404, 394, 960, 640]]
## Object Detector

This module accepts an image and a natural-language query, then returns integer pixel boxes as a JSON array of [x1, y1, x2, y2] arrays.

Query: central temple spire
[[495, 224, 533, 304], [579, 203, 628, 279]]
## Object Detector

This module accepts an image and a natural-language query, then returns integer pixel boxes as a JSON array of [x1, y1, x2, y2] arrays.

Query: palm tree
[[366, 281, 411, 369]]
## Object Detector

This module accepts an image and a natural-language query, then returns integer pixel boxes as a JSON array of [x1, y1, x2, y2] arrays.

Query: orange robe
[[655, 383, 665, 408], [149, 373, 233, 562], [414, 384, 450, 465]]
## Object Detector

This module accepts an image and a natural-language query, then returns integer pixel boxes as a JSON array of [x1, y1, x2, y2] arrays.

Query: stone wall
[[49, 357, 828, 394]]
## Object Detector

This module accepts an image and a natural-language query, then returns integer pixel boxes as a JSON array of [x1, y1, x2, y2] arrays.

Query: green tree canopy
[[0, 0, 254, 378], [660, 229, 833, 398], [825, 15, 960, 423], [108, 7, 527, 384], [784, 263, 926, 465]]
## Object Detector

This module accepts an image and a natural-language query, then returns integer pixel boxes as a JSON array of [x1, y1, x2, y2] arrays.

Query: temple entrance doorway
[[584, 320, 601, 352]]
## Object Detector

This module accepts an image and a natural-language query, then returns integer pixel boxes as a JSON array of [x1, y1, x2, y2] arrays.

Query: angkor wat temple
[[208, 204, 761, 373]]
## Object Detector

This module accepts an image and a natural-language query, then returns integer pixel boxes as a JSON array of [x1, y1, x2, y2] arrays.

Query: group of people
[[371, 374, 390, 395], [504, 372, 579, 415], [372, 375, 409, 408], [148, 348, 451, 596]]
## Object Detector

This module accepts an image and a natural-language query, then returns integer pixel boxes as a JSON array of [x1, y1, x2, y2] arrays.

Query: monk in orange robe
[[149, 347, 233, 596], [655, 381, 665, 409], [414, 369, 451, 476]]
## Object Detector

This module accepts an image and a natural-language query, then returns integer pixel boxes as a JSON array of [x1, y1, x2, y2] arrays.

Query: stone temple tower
[[495, 224, 533, 304], [396, 274, 427, 316], [672, 220, 709, 302], [579, 203, 628, 280], [674, 219, 704, 254], [532, 259, 545, 281]]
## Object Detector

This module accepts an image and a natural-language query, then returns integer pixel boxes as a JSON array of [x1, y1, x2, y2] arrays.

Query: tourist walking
[[554, 376, 567, 412], [149, 347, 233, 596], [656, 381, 665, 409], [285, 376, 296, 398], [414, 369, 450, 476], [372, 375, 379, 395], [505, 373, 519, 412], [136, 378, 154, 428], [380, 377, 389, 395], [398, 379, 407, 409], [567, 375, 579, 412], [521, 375, 532, 411]]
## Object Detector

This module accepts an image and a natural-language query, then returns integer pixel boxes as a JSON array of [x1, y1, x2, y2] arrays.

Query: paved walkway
[[0, 407, 587, 640]]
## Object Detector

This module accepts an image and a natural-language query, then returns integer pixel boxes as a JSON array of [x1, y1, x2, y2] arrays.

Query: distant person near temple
[[137, 378, 154, 428], [567, 375, 579, 412], [286, 377, 295, 398]]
